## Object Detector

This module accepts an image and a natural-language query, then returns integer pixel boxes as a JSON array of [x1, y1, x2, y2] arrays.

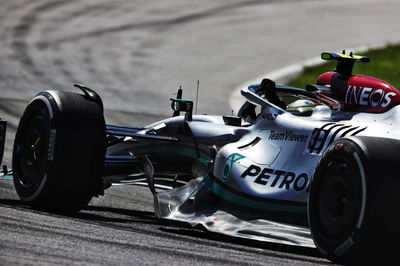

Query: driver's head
[[286, 99, 319, 116]]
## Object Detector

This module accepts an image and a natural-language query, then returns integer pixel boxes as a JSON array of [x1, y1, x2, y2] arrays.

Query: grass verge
[[288, 44, 400, 89]]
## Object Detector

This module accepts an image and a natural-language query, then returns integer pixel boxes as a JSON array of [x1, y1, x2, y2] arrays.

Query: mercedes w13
[[1, 51, 399, 264]]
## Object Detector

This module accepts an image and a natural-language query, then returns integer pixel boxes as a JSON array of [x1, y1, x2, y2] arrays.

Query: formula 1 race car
[[1, 52, 400, 264]]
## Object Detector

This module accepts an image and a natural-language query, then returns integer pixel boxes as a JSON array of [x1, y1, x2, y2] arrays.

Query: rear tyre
[[308, 136, 400, 264], [13, 90, 106, 212]]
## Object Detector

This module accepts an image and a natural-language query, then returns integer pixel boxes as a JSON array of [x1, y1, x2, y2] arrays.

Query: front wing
[[154, 175, 315, 248]]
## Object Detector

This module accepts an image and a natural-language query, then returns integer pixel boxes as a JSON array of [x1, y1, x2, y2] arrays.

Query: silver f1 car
[[1, 52, 400, 264]]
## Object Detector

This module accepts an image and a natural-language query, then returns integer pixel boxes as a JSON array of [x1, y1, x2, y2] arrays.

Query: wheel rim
[[17, 110, 49, 188], [317, 159, 360, 241]]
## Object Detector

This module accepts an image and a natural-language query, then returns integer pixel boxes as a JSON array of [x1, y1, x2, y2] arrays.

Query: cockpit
[[238, 78, 333, 123]]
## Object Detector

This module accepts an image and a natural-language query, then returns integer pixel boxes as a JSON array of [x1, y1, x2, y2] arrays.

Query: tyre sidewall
[[308, 138, 367, 262], [13, 90, 106, 211], [13, 93, 58, 203]]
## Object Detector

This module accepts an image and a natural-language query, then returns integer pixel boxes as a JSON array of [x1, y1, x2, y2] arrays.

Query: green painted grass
[[288, 44, 400, 89]]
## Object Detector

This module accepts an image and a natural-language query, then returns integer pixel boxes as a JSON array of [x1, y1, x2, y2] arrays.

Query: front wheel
[[308, 136, 400, 264], [13, 89, 106, 212]]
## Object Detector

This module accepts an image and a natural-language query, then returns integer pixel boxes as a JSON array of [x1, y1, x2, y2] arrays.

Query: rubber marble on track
[[1, 0, 400, 265]]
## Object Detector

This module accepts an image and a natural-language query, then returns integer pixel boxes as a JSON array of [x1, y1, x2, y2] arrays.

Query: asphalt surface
[[1, 0, 400, 265]]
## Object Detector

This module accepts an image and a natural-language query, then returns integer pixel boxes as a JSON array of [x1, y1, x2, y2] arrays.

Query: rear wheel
[[13, 89, 106, 212], [308, 136, 400, 264]]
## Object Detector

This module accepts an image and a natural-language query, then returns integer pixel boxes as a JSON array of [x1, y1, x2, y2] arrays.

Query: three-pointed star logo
[[221, 153, 246, 182]]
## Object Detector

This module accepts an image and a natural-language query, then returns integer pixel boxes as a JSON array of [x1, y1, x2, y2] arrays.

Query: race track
[[1, 0, 400, 264]]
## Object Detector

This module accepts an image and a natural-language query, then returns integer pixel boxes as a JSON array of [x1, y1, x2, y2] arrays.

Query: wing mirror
[[170, 98, 193, 121]]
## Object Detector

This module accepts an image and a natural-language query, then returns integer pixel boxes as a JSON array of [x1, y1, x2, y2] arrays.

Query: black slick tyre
[[308, 136, 400, 264], [12, 90, 106, 212]]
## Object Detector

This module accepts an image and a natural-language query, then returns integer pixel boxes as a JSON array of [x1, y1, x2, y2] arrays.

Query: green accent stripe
[[204, 177, 307, 213]]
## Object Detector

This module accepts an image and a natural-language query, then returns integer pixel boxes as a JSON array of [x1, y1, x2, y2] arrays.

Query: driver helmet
[[286, 99, 319, 116]]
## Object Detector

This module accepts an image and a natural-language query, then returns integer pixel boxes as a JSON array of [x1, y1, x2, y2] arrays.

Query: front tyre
[[13, 90, 106, 212], [308, 136, 400, 264]]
